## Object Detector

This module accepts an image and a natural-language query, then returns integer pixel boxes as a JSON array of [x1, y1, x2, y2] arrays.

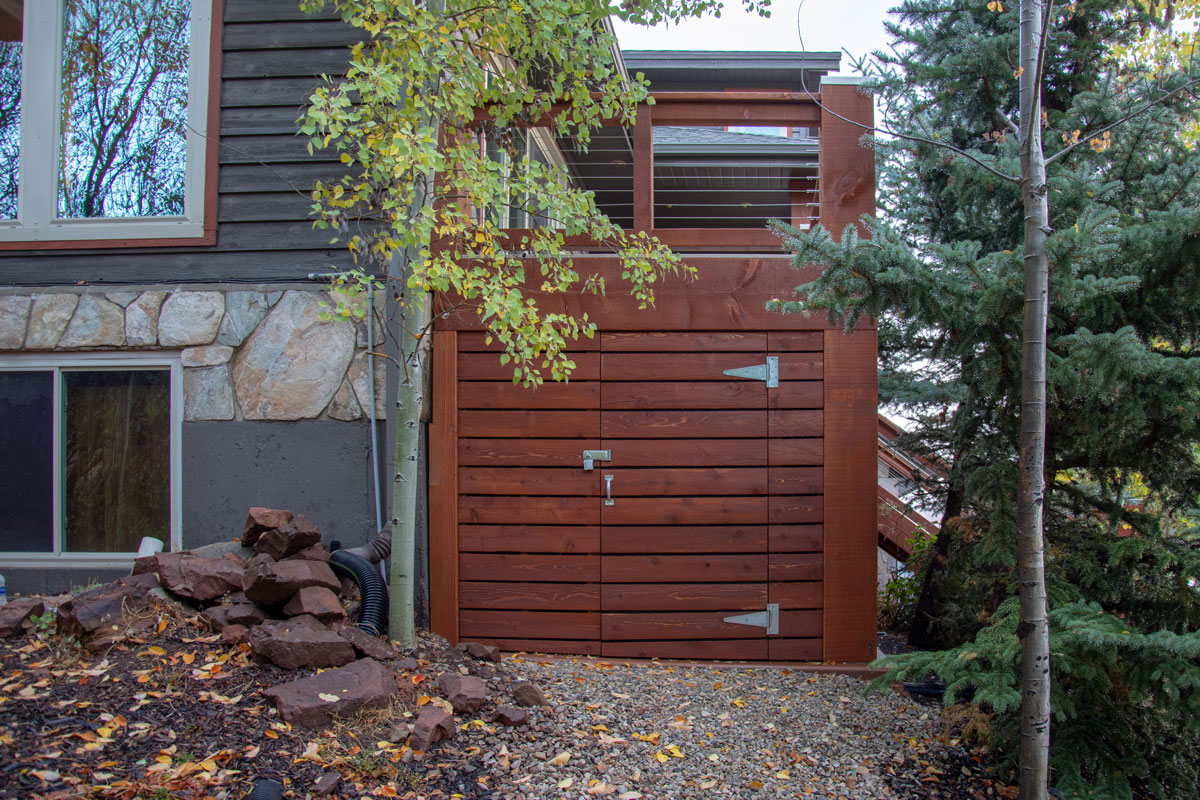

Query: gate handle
[[604, 474, 614, 506]]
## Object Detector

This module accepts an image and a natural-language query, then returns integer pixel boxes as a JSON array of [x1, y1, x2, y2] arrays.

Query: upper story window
[[0, 0, 213, 244]]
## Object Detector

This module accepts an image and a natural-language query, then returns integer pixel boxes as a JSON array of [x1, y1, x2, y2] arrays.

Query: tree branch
[[1046, 76, 1200, 165]]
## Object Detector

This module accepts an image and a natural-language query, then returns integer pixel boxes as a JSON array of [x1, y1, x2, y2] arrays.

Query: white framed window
[[0, 0, 212, 243], [0, 351, 182, 567]]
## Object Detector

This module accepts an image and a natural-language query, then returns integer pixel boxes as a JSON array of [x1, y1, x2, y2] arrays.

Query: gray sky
[[613, 0, 897, 72]]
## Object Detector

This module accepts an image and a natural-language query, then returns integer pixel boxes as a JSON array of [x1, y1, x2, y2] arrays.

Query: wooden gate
[[432, 326, 846, 661]]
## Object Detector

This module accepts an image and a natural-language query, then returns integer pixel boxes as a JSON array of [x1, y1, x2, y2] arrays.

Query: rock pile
[[0, 507, 556, 757]]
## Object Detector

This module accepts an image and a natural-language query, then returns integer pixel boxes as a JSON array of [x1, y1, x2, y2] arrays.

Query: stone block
[[263, 657, 404, 728], [249, 615, 355, 670], [158, 291, 224, 346], [25, 294, 78, 349]]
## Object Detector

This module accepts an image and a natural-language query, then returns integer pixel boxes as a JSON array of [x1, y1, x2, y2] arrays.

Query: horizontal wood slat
[[771, 581, 823, 609], [459, 582, 600, 611], [603, 381, 764, 410], [770, 525, 824, 553], [768, 382, 823, 409], [459, 468, 599, 496], [768, 438, 824, 465], [602, 640, 769, 660], [602, 526, 768, 553], [459, 610, 600, 641], [458, 382, 600, 409], [603, 332, 767, 351], [601, 410, 766, 439], [602, 497, 767, 526], [459, 352, 601, 381], [780, 610, 824, 638], [768, 495, 824, 524], [602, 555, 768, 583], [603, 583, 766, 611], [458, 331, 601, 351], [603, 612, 769, 640], [602, 352, 780, 381], [768, 553, 824, 581], [768, 410, 822, 438], [459, 496, 599, 525], [767, 639, 823, 661], [459, 439, 599, 466], [768, 467, 823, 495], [459, 554, 599, 582], [603, 439, 767, 467], [604, 468, 768, 496], [459, 525, 600, 553], [768, 332, 824, 352], [458, 410, 599, 438]]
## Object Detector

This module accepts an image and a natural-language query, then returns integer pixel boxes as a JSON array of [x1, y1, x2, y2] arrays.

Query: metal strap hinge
[[723, 603, 779, 635], [723, 356, 779, 388]]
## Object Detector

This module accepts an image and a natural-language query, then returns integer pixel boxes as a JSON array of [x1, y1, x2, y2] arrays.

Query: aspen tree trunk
[[1016, 0, 1052, 796], [386, 0, 444, 649]]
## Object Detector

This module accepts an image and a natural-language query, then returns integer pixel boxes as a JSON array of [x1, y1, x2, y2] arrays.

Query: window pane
[[0, 1, 21, 220], [58, 0, 191, 219], [62, 369, 170, 552], [0, 371, 54, 552]]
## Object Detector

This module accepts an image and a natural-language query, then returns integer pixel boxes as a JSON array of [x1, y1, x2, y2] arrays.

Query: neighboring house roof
[[622, 50, 841, 92]]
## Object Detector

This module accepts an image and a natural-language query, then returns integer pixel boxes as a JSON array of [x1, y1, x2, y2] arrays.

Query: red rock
[[226, 603, 267, 627], [254, 513, 321, 560], [243, 558, 340, 606], [512, 681, 548, 707], [57, 573, 159, 642], [409, 707, 456, 751], [0, 598, 45, 638], [200, 606, 232, 631], [248, 615, 355, 670], [221, 624, 250, 645], [262, 658, 403, 727], [131, 555, 158, 575], [284, 542, 331, 562], [492, 706, 529, 726], [438, 672, 488, 714], [155, 552, 243, 602], [334, 622, 397, 661], [456, 641, 501, 663], [281, 586, 344, 620], [242, 507, 294, 546]]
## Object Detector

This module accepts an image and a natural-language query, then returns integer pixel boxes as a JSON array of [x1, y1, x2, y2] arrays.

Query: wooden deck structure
[[429, 83, 878, 662]]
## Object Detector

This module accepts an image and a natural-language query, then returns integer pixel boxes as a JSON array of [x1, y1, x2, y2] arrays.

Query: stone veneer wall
[[0, 287, 385, 423]]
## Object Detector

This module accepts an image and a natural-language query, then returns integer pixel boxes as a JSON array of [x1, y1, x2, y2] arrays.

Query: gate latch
[[582, 449, 611, 471], [723, 356, 779, 388], [723, 603, 779, 635]]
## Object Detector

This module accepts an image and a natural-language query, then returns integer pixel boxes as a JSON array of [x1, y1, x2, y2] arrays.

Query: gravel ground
[[457, 653, 1014, 800]]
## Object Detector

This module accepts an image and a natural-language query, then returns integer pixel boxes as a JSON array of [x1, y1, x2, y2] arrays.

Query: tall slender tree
[[773, 1, 1200, 795]]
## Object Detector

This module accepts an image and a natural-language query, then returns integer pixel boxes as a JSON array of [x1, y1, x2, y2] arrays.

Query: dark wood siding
[[0, 0, 359, 283]]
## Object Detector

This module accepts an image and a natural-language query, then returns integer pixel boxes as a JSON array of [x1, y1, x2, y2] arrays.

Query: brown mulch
[[0, 619, 494, 799]]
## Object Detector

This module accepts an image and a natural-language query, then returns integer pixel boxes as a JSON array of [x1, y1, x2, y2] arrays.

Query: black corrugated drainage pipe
[[328, 548, 388, 637], [245, 777, 283, 799]]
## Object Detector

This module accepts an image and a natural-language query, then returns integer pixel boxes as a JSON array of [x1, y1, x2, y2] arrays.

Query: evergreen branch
[[1045, 76, 1200, 166]]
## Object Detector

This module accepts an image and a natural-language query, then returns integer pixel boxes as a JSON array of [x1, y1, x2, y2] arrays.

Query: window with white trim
[[0, 0, 212, 242], [0, 353, 182, 563]]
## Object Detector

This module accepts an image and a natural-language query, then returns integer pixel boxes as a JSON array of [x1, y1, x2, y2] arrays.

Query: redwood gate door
[[451, 329, 826, 661]]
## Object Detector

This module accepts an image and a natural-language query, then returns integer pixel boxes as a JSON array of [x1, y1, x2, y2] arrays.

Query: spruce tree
[[772, 1, 1200, 795]]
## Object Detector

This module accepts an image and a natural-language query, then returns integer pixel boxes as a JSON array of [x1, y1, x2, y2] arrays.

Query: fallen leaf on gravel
[[666, 745, 683, 758], [549, 750, 571, 765], [617, 793, 643, 800], [655, 751, 669, 763], [557, 777, 573, 789], [749, 780, 764, 789]]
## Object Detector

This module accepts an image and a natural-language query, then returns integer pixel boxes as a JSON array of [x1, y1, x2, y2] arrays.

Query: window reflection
[[58, 0, 190, 219], [0, 0, 21, 220]]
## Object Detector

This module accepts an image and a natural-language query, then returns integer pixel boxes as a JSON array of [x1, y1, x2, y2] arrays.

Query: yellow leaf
[[148, 646, 165, 656], [1013, 66, 1025, 79], [557, 777, 574, 789], [749, 780, 764, 789], [549, 751, 571, 766], [264, 729, 278, 739], [655, 751, 669, 763], [181, 653, 195, 665], [417, 695, 431, 706], [318, 693, 340, 702]]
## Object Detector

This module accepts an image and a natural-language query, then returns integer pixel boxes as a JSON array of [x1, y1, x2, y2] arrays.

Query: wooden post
[[819, 77, 878, 662], [429, 330, 459, 644], [633, 104, 654, 232]]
